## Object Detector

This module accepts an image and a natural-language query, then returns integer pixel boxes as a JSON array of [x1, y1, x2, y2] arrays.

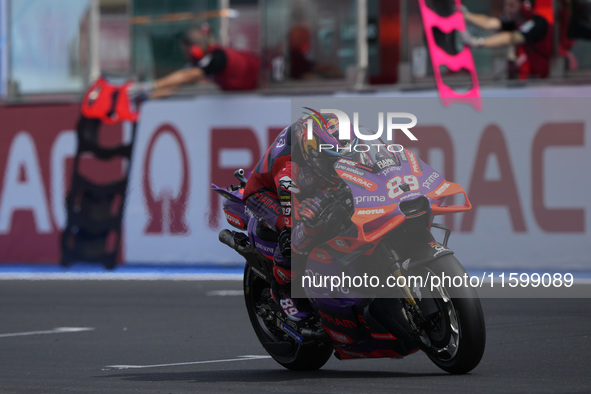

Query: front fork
[[384, 222, 452, 328]]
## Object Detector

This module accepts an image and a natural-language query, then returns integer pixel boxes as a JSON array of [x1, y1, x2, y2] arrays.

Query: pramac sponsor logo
[[406, 150, 422, 177], [338, 171, 377, 191]]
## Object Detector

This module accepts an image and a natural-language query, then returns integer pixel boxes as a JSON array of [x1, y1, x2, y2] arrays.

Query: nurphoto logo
[[304, 108, 418, 153]]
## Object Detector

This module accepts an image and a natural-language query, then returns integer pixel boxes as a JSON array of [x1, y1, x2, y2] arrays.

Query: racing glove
[[298, 195, 351, 232], [297, 197, 324, 228]]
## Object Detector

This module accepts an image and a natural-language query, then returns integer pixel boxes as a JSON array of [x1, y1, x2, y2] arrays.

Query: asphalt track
[[0, 279, 589, 393]]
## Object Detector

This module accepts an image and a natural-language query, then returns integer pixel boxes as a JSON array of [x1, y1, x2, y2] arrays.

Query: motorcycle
[[213, 142, 485, 374]]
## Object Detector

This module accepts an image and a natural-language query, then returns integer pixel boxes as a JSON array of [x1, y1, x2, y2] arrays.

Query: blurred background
[[1, 0, 590, 100], [0, 0, 590, 270]]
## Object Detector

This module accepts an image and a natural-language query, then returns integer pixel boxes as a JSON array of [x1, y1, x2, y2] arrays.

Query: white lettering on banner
[[50, 131, 76, 229], [0, 132, 52, 234], [142, 124, 190, 235]]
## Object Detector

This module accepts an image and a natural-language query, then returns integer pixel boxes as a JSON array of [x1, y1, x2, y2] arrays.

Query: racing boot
[[271, 280, 312, 322]]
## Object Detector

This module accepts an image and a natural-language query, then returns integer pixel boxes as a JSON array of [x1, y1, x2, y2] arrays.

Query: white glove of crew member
[[126, 81, 154, 102], [459, 30, 485, 48]]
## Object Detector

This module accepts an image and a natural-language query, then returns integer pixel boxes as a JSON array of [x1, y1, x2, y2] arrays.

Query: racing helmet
[[295, 109, 351, 183]]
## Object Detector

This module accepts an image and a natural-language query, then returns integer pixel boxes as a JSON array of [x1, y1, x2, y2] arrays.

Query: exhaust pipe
[[301, 328, 329, 341], [219, 229, 252, 254], [219, 229, 237, 247]]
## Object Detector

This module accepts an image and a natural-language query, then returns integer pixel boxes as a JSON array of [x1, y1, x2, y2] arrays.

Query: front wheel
[[243, 264, 333, 370], [409, 255, 486, 374]]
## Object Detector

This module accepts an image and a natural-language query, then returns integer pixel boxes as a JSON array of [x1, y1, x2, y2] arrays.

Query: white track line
[[0, 327, 94, 339], [105, 355, 271, 370], [206, 290, 244, 296]]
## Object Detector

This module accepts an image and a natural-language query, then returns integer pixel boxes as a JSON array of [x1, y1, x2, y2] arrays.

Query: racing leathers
[[242, 124, 341, 320]]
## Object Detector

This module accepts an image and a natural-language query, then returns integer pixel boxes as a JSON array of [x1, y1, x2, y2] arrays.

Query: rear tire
[[411, 255, 486, 374], [243, 264, 333, 371]]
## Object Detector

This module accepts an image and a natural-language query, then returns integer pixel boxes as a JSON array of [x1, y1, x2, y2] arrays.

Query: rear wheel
[[243, 264, 333, 370], [408, 255, 486, 374]]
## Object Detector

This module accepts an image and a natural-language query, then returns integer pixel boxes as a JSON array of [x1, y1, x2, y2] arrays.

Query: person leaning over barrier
[[461, 0, 552, 79], [128, 24, 260, 99]]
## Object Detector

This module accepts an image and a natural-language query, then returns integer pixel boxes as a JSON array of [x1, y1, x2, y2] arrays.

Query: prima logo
[[354, 195, 386, 204], [379, 166, 401, 177], [422, 172, 440, 189]]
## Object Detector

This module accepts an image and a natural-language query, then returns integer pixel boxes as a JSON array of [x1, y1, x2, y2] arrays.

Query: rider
[[242, 112, 350, 321]]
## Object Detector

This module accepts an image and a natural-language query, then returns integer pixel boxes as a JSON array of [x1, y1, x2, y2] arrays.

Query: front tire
[[243, 264, 333, 371], [411, 255, 486, 374]]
